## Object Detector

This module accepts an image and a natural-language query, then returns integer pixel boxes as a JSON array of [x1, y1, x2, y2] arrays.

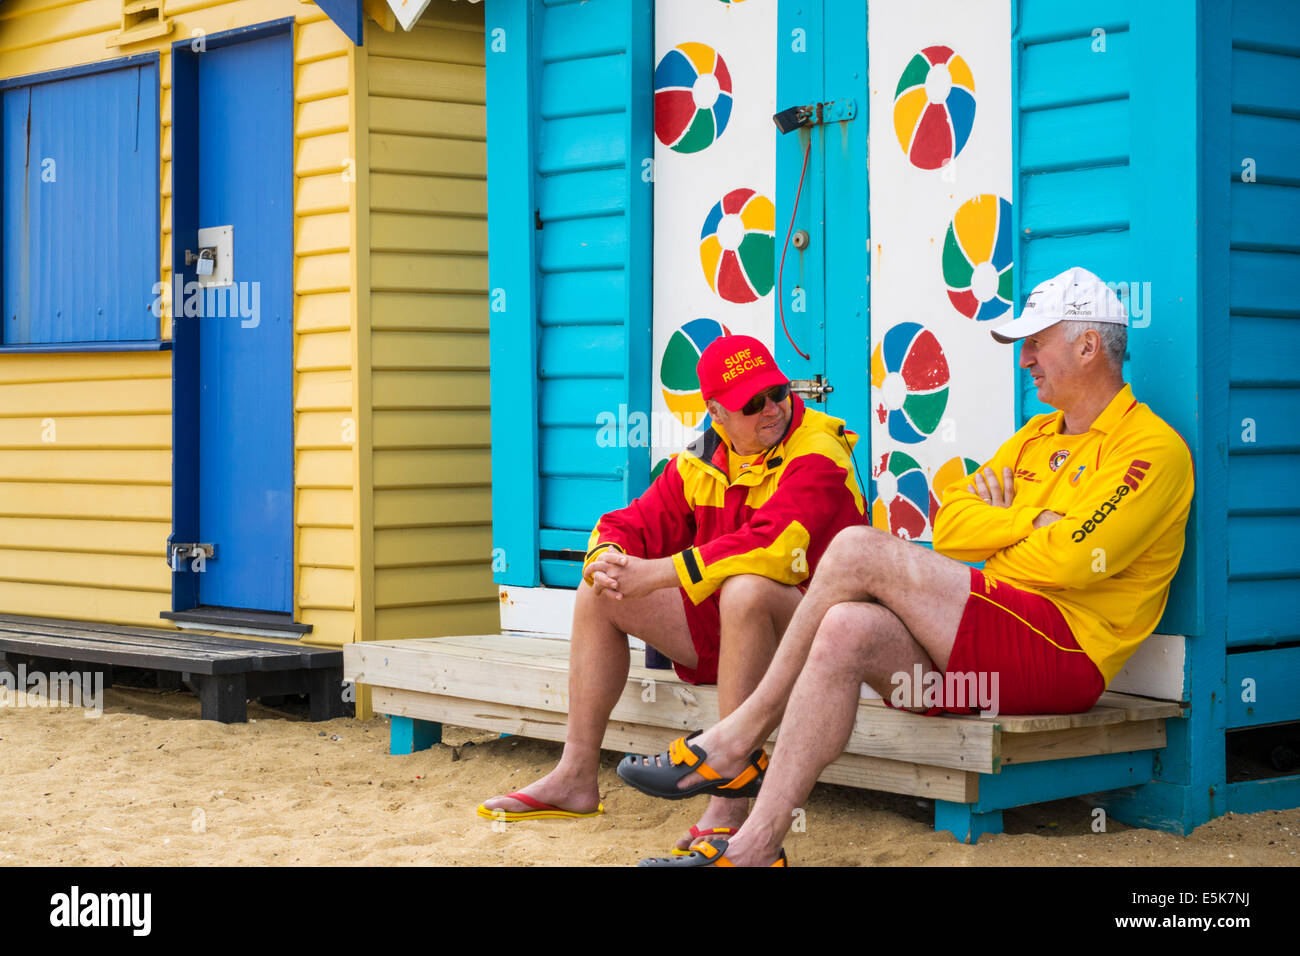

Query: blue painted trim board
[[1225, 774, 1300, 817], [485, 0, 541, 587], [934, 801, 1003, 844], [1168, 0, 1227, 826], [973, 749, 1155, 814], [0, 341, 172, 353], [621, 0, 654, 507], [1225, 646, 1300, 728], [389, 716, 442, 755], [0, 51, 160, 90], [1010, 2, 1024, 428], [315, 0, 364, 46], [821, 0, 871, 445], [170, 43, 201, 612]]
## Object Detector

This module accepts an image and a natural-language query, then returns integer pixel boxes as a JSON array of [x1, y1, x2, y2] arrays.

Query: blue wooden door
[[194, 32, 293, 612], [775, 1, 872, 445]]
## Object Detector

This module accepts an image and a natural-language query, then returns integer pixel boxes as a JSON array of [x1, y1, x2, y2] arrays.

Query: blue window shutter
[[2, 61, 160, 346], [487, 0, 654, 588]]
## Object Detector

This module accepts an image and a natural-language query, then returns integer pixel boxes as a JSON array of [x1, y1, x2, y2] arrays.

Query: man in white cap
[[620, 266, 1196, 866]]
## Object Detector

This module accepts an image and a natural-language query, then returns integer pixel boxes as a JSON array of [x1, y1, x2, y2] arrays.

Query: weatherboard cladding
[[363, 6, 496, 640], [1015, 3, 1133, 425], [1222, 3, 1300, 646]]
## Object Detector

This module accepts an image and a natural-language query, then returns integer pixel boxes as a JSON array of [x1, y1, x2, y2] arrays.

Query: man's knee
[[819, 525, 890, 577], [717, 573, 791, 615], [807, 602, 878, 672]]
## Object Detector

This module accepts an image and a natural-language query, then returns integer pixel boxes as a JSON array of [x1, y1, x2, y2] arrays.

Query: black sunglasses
[[740, 383, 790, 416]]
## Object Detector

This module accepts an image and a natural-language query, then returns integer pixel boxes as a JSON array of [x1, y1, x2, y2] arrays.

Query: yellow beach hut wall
[[0, 0, 494, 656], [357, 7, 494, 643]]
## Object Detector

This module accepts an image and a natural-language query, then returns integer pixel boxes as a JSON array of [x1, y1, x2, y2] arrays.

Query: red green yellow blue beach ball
[[943, 194, 1014, 320], [660, 318, 732, 430], [893, 45, 976, 170], [929, 456, 981, 526], [871, 322, 950, 445], [871, 451, 932, 541], [655, 43, 733, 153], [700, 188, 775, 303]]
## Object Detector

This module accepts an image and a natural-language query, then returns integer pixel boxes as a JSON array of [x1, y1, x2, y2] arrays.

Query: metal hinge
[[789, 377, 833, 402]]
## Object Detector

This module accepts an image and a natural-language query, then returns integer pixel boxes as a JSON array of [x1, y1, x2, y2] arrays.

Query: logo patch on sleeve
[[1123, 459, 1151, 490]]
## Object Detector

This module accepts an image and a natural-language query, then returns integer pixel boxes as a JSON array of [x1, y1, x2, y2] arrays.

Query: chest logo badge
[[1048, 449, 1071, 472], [1069, 464, 1086, 486]]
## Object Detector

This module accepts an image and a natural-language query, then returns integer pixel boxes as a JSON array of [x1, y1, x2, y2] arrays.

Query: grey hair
[[1058, 320, 1127, 369]]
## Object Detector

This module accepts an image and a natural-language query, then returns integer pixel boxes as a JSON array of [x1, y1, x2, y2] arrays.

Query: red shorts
[[673, 588, 722, 684], [892, 568, 1104, 716], [669, 581, 808, 684]]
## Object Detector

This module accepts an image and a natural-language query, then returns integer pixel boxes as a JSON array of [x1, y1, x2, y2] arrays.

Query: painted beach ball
[[929, 456, 981, 526], [660, 318, 731, 430], [893, 45, 976, 170], [700, 188, 775, 303], [871, 451, 932, 541], [655, 43, 733, 153], [943, 194, 1014, 320], [871, 322, 950, 444]]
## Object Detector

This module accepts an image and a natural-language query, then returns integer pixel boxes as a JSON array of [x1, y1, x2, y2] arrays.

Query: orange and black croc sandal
[[670, 825, 739, 857], [616, 730, 767, 800], [639, 838, 788, 867]]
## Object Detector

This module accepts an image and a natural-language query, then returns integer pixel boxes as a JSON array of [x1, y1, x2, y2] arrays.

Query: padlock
[[196, 250, 215, 277]]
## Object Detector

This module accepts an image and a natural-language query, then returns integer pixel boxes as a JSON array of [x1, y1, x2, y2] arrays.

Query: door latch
[[167, 542, 216, 571], [789, 377, 833, 402]]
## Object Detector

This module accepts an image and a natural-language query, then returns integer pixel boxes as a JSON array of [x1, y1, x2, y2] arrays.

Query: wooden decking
[[0, 613, 346, 723], [346, 634, 1184, 839]]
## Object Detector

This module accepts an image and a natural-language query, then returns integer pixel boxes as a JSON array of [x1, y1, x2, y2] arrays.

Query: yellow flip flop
[[475, 791, 604, 821]]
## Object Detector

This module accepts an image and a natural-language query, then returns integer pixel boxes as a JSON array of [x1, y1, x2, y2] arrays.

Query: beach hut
[[0, 0, 493, 720], [349, 0, 1300, 840]]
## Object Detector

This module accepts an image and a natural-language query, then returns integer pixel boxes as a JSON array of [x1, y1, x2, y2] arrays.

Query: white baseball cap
[[990, 266, 1128, 344]]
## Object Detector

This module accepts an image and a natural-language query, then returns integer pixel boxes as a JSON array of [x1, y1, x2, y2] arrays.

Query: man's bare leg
[[721, 600, 932, 865], [480, 582, 699, 814], [676, 575, 801, 851], [667, 525, 971, 791]]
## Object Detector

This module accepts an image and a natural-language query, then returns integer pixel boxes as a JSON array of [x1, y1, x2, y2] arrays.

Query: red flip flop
[[476, 791, 605, 822]]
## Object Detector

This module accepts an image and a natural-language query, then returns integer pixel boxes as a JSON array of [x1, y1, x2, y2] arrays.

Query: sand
[[0, 684, 1297, 867]]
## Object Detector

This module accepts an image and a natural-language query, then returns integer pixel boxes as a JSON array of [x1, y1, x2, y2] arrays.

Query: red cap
[[697, 334, 788, 411]]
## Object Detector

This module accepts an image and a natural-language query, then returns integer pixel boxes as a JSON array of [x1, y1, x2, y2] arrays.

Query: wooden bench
[[345, 634, 1184, 842], [0, 613, 346, 723]]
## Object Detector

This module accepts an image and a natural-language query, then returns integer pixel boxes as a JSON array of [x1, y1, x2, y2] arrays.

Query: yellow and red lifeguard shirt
[[932, 383, 1195, 685], [584, 395, 867, 604]]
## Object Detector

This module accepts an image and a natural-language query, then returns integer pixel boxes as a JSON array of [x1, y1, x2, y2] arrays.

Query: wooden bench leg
[[934, 800, 1003, 844], [197, 673, 247, 723], [308, 668, 350, 721], [389, 715, 441, 755]]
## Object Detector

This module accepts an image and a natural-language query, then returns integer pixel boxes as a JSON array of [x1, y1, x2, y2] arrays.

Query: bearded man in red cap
[[478, 334, 867, 853]]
